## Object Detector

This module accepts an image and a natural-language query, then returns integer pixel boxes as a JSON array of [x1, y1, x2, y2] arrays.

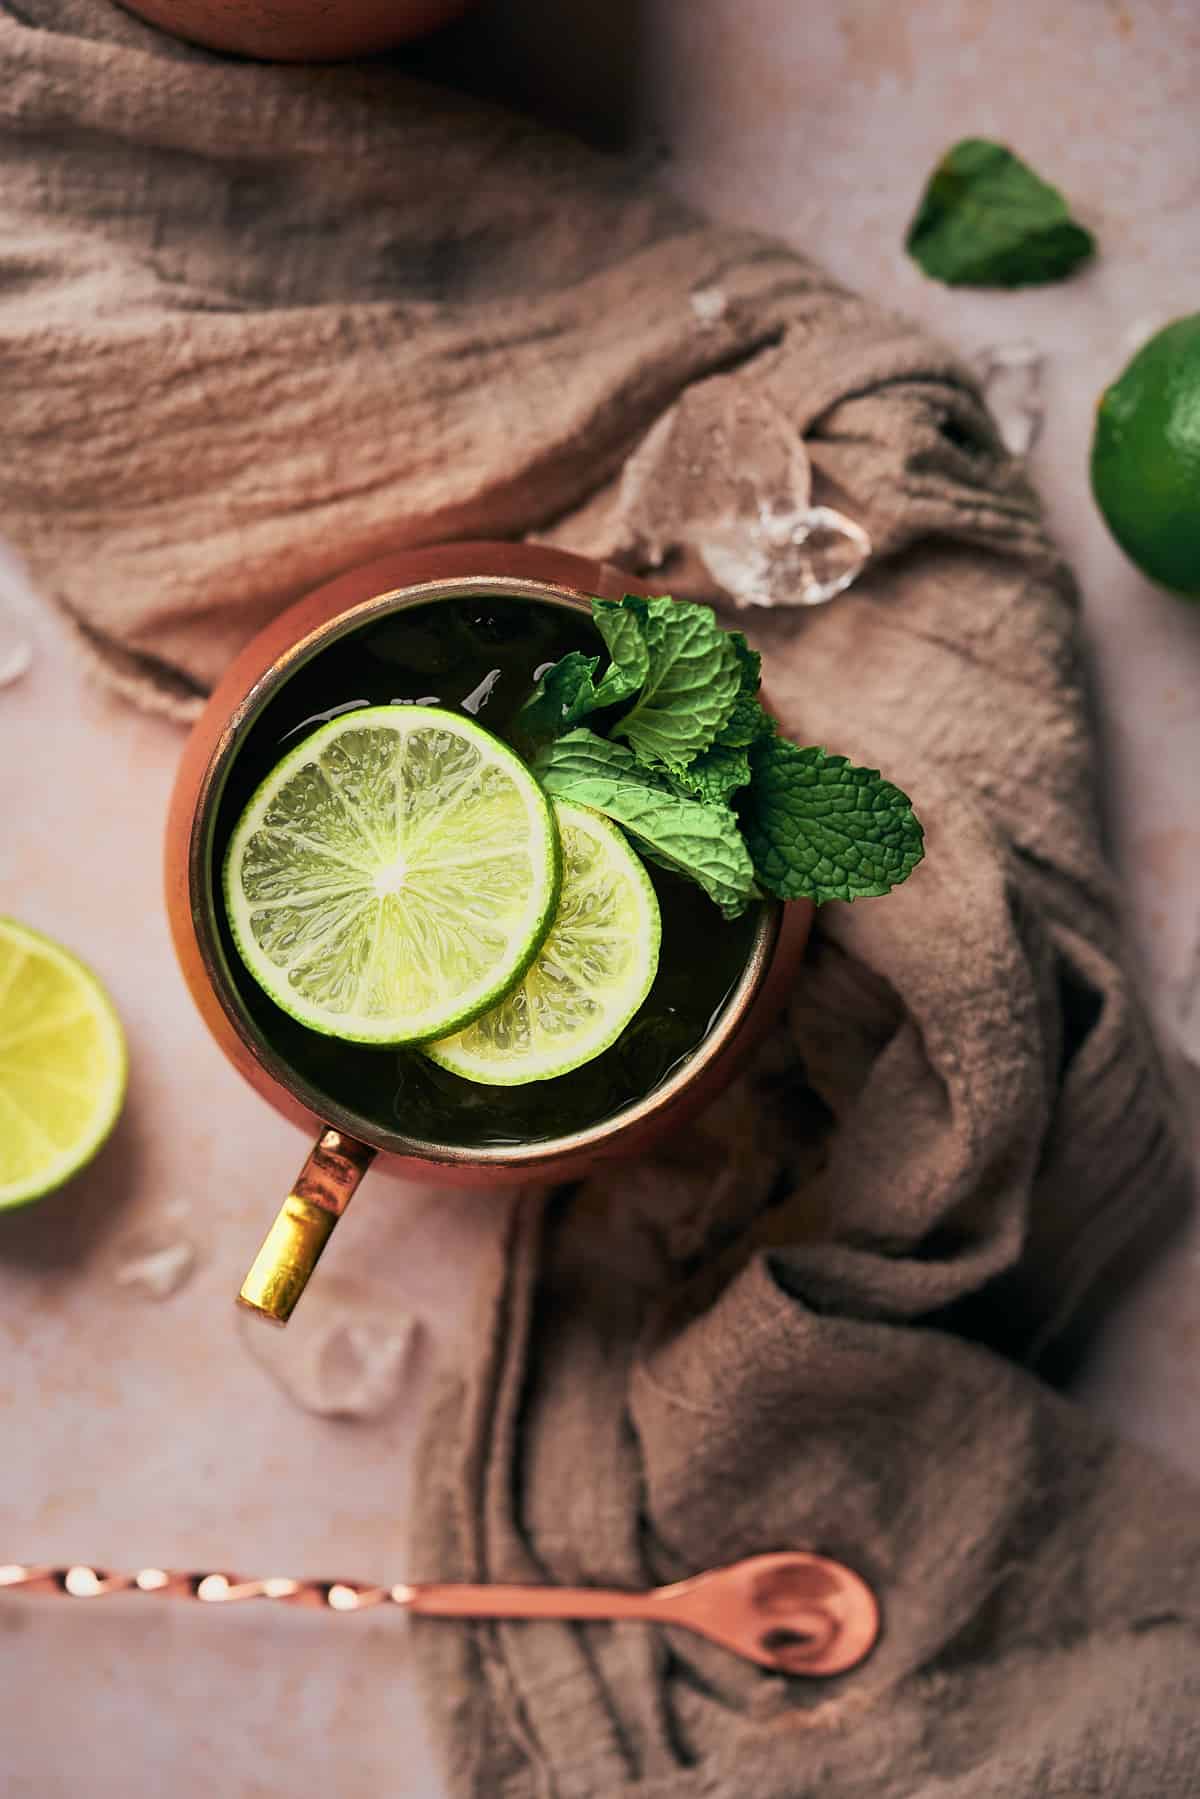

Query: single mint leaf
[[905, 138, 1095, 288], [591, 598, 651, 707], [535, 729, 757, 917], [515, 651, 601, 739], [611, 596, 741, 771], [729, 631, 761, 694], [740, 740, 924, 903], [671, 742, 753, 807], [716, 693, 777, 749]]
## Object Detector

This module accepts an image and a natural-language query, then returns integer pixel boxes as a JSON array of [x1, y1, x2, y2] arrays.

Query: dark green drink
[[212, 593, 761, 1150]]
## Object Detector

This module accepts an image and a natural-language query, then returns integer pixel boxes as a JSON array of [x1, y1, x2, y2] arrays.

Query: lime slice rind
[[0, 918, 127, 1211], [426, 799, 661, 1086], [223, 706, 560, 1045]]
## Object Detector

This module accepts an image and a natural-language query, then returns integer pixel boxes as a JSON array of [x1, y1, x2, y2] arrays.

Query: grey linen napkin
[[2, 6, 1197, 1794]]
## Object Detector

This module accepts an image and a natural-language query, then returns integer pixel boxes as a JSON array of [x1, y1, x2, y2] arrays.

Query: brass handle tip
[[236, 1129, 374, 1324], [238, 1194, 339, 1327], [235, 1291, 290, 1328]]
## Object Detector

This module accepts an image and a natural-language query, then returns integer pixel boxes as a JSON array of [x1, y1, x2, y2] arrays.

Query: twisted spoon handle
[[0, 1564, 663, 1620], [3, 1565, 404, 1611]]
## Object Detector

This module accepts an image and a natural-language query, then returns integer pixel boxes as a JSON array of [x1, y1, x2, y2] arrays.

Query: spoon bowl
[[648, 1551, 880, 1675]]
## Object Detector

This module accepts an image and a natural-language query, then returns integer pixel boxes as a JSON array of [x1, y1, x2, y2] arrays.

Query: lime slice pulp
[[223, 706, 561, 1045], [0, 918, 127, 1210], [426, 799, 661, 1086]]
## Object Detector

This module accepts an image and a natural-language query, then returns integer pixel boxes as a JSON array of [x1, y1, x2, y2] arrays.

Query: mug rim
[[187, 572, 782, 1167]]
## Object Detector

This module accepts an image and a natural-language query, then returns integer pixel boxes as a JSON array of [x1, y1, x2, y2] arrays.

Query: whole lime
[[1091, 314, 1200, 599]]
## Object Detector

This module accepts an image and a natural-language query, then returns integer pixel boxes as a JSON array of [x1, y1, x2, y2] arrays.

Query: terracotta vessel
[[165, 543, 812, 1321], [116, 0, 474, 61]]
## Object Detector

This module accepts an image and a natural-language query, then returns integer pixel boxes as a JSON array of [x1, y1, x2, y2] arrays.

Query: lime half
[[0, 919, 127, 1210], [224, 706, 560, 1044], [426, 799, 661, 1086]]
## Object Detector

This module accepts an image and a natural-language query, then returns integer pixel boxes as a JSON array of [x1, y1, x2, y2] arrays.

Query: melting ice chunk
[[1178, 936, 1200, 1071], [699, 502, 872, 610], [238, 1277, 419, 1421], [0, 545, 35, 689], [690, 285, 728, 328], [616, 376, 871, 606], [113, 1226, 199, 1301], [972, 340, 1043, 456]]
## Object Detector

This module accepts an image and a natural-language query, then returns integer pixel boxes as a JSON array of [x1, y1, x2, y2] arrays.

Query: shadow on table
[[0, 1094, 144, 1272], [400, 0, 647, 149]]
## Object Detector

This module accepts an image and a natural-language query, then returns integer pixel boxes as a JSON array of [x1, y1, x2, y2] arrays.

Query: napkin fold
[[3, 5, 1196, 1794]]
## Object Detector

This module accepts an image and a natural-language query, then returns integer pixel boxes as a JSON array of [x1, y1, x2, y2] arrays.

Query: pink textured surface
[[3, 4, 1200, 1793]]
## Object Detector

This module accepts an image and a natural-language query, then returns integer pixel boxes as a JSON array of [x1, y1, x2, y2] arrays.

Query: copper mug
[[165, 543, 812, 1324]]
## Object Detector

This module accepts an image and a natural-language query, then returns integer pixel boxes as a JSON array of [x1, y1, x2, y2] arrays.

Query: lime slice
[[426, 799, 661, 1085], [0, 919, 127, 1211], [223, 706, 560, 1045]]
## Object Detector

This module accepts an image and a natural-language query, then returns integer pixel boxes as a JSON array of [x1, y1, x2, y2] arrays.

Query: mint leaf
[[515, 651, 601, 739], [740, 740, 924, 903], [671, 742, 752, 807], [514, 596, 650, 742], [729, 631, 761, 694], [591, 598, 650, 707], [715, 693, 776, 749], [905, 139, 1095, 288], [535, 729, 757, 917], [611, 597, 741, 771]]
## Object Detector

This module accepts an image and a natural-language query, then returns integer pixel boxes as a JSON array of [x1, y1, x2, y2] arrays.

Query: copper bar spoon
[[2, 1551, 879, 1677]]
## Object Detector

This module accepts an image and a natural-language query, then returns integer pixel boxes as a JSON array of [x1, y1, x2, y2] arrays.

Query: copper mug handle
[[237, 1129, 376, 1325]]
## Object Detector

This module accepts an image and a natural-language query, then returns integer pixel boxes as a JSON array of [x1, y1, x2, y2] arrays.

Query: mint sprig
[[522, 594, 924, 914]]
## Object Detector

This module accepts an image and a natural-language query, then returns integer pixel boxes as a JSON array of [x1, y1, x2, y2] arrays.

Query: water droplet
[[112, 1225, 199, 1301], [690, 285, 728, 328], [237, 1277, 419, 1421], [972, 340, 1043, 456]]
